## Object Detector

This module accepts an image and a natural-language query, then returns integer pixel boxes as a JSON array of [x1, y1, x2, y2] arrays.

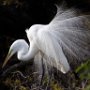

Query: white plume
[[32, 3, 90, 74]]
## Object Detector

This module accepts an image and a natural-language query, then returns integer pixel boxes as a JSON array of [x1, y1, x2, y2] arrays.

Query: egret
[[2, 3, 90, 74]]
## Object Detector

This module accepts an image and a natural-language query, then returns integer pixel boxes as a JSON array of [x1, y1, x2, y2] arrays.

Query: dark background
[[0, 0, 90, 38]]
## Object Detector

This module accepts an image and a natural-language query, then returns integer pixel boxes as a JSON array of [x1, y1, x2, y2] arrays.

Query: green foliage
[[75, 60, 90, 90], [19, 86, 29, 90], [84, 85, 90, 90], [3, 72, 31, 90], [41, 75, 63, 90], [50, 81, 63, 90], [2, 59, 90, 90], [75, 60, 90, 80], [42, 75, 49, 85]]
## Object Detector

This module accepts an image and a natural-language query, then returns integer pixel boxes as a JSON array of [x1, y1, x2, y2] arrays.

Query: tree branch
[[0, 59, 33, 77]]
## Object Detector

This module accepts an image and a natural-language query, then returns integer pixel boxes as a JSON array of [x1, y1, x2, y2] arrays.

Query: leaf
[[84, 85, 90, 90], [75, 60, 90, 80]]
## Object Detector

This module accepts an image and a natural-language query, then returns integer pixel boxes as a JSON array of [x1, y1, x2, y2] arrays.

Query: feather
[[35, 8, 90, 73], [26, 4, 90, 73], [49, 14, 90, 61]]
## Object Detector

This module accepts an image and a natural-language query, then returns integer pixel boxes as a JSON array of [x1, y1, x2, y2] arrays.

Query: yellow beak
[[2, 50, 12, 68]]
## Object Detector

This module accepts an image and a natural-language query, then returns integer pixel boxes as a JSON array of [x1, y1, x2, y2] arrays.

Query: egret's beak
[[2, 50, 13, 68]]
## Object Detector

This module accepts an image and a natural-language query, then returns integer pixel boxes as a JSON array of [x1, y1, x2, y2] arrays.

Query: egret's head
[[2, 39, 28, 68]]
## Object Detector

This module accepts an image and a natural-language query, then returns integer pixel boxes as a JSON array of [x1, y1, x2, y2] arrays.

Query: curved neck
[[18, 42, 39, 61]]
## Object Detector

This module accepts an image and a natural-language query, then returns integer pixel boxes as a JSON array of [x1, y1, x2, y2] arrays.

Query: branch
[[0, 59, 33, 77]]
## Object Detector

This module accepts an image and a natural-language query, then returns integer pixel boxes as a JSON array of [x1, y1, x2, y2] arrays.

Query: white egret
[[2, 3, 90, 74]]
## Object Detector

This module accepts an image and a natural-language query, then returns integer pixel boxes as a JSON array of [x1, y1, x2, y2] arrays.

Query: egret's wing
[[37, 28, 70, 73], [37, 12, 90, 73], [52, 7, 80, 23], [49, 13, 90, 64]]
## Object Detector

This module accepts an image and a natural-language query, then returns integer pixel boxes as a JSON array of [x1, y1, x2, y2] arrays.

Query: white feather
[[26, 6, 90, 73]]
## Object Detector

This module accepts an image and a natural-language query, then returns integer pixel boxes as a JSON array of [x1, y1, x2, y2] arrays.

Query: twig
[[1, 59, 33, 77], [12, 71, 27, 79]]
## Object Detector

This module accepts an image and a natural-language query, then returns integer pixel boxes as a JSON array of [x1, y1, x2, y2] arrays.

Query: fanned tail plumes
[[31, 3, 90, 75]]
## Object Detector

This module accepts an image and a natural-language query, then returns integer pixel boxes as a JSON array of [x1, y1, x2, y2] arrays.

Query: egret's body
[[2, 4, 90, 74]]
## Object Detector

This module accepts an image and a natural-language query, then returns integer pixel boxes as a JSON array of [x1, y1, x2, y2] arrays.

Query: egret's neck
[[18, 42, 39, 61]]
